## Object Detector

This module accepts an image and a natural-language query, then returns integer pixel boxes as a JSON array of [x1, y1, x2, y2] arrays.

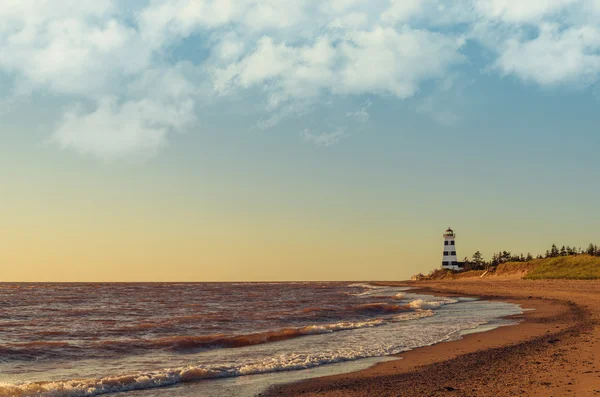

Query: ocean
[[0, 282, 523, 396]]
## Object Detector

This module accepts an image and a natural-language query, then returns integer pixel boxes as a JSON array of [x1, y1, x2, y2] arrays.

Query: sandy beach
[[264, 278, 600, 396]]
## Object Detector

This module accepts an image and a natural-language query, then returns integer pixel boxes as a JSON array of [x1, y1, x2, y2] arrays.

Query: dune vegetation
[[417, 255, 600, 281], [523, 255, 600, 280]]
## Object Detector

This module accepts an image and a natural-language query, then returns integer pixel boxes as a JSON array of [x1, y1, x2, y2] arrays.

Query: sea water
[[0, 282, 522, 396]]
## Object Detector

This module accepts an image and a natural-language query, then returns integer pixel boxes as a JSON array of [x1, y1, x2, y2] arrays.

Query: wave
[[0, 310, 437, 397], [0, 318, 391, 362], [393, 310, 435, 322], [0, 342, 72, 361], [0, 296, 456, 362], [408, 298, 458, 310], [391, 292, 405, 300], [0, 355, 340, 397], [115, 318, 391, 351], [355, 298, 456, 314], [369, 292, 407, 300], [141, 320, 388, 351], [354, 303, 408, 313], [0, 299, 450, 362], [345, 284, 409, 299], [346, 283, 383, 289]]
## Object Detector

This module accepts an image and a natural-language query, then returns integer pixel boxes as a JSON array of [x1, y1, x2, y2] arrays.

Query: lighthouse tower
[[442, 227, 462, 270]]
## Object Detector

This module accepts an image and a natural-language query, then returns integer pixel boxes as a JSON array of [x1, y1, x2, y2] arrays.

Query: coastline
[[264, 279, 599, 396]]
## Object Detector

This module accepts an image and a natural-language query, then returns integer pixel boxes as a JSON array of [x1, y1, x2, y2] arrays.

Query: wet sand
[[264, 279, 600, 396]]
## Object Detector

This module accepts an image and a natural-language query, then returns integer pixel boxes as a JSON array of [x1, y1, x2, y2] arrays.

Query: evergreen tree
[[560, 246, 567, 256], [472, 251, 484, 269], [461, 256, 471, 270], [491, 253, 499, 266], [526, 253, 533, 261], [550, 244, 559, 257], [587, 243, 596, 256]]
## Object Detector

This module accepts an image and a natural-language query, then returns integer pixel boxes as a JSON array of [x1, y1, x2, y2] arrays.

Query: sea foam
[[0, 310, 442, 397], [0, 311, 441, 397]]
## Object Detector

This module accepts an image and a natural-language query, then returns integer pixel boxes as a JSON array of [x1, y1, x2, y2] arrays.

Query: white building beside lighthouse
[[442, 227, 462, 270]]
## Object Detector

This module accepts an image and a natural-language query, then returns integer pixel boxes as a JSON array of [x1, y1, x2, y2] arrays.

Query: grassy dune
[[495, 260, 540, 275], [498, 255, 600, 280], [421, 255, 600, 280]]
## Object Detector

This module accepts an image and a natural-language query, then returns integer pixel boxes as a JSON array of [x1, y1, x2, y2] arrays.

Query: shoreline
[[264, 279, 598, 396]]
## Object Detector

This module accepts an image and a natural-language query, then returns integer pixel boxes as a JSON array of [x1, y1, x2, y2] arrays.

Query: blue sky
[[1, 0, 600, 281]]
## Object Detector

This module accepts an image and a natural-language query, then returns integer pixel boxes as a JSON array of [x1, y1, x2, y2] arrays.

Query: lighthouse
[[442, 227, 462, 270]]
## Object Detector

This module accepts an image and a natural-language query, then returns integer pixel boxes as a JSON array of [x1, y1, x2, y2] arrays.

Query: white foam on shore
[[298, 318, 387, 334], [0, 312, 440, 397]]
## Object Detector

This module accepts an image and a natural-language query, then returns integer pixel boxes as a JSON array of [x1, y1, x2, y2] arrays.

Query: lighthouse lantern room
[[442, 227, 462, 270]]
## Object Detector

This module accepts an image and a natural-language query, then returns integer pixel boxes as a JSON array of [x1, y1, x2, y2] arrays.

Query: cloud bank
[[1, 0, 599, 157]]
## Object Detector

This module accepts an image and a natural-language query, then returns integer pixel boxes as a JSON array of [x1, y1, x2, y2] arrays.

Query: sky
[[1, 0, 600, 282]]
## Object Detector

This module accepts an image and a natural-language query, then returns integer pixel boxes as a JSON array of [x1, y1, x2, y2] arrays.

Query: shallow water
[[0, 282, 522, 396]]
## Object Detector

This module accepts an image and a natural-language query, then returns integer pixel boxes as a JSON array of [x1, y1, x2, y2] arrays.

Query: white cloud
[[213, 35, 339, 108], [0, 0, 114, 27], [302, 127, 348, 147], [346, 99, 372, 123], [416, 75, 468, 126], [337, 27, 465, 97], [52, 97, 195, 159], [325, 0, 368, 13], [138, 0, 238, 44], [212, 32, 247, 62], [243, 0, 310, 31], [474, 0, 579, 23], [138, 0, 311, 45], [381, 0, 425, 23], [237, 38, 299, 89], [2, 0, 600, 158], [128, 63, 202, 101], [492, 24, 600, 85], [328, 12, 370, 30], [0, 1, 150, 96], [468, 0, 600, 87], [213, 26, 465, 109]]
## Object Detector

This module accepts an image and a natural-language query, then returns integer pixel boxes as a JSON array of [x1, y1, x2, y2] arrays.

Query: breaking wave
[[345, 283, 410, 300], [355, 303, 408, 313], [346, 283, 383, 289], [408, 298, 458, 310], [0, 300, 453, 362], [0, 318, 395, 361], [0, 350, 366, 397], [128, 319, 390, 351], [0, 310, 437, 397]]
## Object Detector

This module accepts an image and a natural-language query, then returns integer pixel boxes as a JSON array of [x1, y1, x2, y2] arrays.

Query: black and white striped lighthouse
[[442, 227, 462, 270]]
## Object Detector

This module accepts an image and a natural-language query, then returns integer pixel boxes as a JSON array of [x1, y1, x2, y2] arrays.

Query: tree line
[[461, 243, 600, 271]]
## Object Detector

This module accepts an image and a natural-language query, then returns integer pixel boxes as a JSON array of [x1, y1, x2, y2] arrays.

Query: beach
[[265, 278, 600, 396]]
